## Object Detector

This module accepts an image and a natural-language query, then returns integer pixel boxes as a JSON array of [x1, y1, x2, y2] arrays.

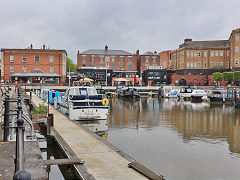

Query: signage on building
[[147, 65, 163, 69]]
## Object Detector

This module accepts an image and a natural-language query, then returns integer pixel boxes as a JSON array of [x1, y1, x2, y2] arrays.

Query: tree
[[67, 57, 77, 72], [233, 71, 240, 85], [223, 72, 234, 81], [213, 72, 223, 82]]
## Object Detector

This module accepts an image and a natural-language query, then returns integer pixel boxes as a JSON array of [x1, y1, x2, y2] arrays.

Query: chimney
[[136, 49, 139, 56], [184, 39, 192, 43], [154, 51, 157, 54], [43, 44, 46, 50], [105, 45, 108, 51], [30, 44, 33, 49], [78, 50, 80, 55]]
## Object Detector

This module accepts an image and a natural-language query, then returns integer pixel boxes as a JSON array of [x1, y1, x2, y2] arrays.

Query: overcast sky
[[0, 0, 239, 62]]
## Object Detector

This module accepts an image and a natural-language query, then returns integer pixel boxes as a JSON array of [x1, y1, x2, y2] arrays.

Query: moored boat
[[61, 86, 109, 121], [117, 86, 140, 100]]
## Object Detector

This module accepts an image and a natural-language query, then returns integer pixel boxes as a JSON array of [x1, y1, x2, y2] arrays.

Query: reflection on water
[[107, 98, 240, 180]]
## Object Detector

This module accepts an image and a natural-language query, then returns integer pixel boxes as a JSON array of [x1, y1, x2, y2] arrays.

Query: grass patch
[[31, 104, 47, 114]]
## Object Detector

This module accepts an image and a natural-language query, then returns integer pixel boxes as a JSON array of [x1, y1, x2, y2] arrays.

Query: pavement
[[0, 87, 47, 180], [32, 92, 148, 180]]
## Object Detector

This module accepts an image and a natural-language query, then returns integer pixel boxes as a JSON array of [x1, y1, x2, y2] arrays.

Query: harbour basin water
[[106, 98, 240, 180]]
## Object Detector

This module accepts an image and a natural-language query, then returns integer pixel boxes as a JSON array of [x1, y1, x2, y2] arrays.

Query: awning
[[11, 73, 61, 77], [79, 78, 94, 82]]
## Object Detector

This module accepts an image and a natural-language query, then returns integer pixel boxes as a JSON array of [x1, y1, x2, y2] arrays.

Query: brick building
[[77, 45, 141, 85], [1, 44, 67, 83], [159, 50, 171, 70], [170, 28, 240, 74]]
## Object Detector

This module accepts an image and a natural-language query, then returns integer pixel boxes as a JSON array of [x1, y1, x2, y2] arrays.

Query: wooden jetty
[[31, 93, 164, 180]]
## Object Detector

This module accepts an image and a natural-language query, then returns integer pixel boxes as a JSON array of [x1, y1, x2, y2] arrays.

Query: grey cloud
[[0, 0, 239, 62]]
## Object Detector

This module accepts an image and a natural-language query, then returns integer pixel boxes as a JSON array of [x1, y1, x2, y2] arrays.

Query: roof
[[80, 49, 133, 56], [1, 48, 67, 54], [179, 40, 230, 49], [141, 51, 159, 56], [10, 68, 61, 77]]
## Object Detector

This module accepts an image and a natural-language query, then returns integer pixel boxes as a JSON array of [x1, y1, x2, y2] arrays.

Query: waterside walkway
[[31, 93, 150, 180]]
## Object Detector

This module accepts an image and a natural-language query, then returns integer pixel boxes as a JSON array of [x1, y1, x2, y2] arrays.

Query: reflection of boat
[[180, 101, 210, 110], [61, 86, 109, 120], [80, 120, 108, 135], [117, 86, 140, 100]]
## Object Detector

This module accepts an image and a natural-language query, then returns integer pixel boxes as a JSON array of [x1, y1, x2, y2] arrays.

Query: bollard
[[14, 118, 25, 173], [13, 169, 31, 180], [3, 95, 10, 142]]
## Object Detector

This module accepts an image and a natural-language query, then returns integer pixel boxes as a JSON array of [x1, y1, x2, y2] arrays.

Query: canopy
[[79, 78, 94, 82], [114, 78, 129, 82]]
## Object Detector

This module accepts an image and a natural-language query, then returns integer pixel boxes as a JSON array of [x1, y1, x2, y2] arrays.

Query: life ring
[[102, 98, 109, 106]]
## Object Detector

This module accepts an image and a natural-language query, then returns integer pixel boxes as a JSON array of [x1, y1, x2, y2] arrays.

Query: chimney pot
[[43, 44, 46, 50], [30, 44, 33, 49], [136, 49, 139, 56], [154, 51, 157, 54], [105, 45, 108, 51]]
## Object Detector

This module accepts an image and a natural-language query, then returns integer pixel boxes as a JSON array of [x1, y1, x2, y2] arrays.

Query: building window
[[10, 66, 14, 72], [10, 55, 14, 63], [191, 62, 193, 67], [50, 67, 54, 73], [111, 56, 115, 62], [236, 35, 239, 41], [235, 46, 239, 53], [220, 62, 223, 67], [198, 52, 201, 57], [220, 51, 223, 56], [211, 62, 214, 68], [215, 62, 218, 67], [191, 52, 193, 57], [187, 62, 189, 68], [91, 56, 94, 66], [100, 64, 104, 68], [22, 55, 26, 63], [22, 66, 26, 73], [187, 52, 189, 57], [112, 64, 115, 70], [198, 62, 201, 68], [215, 51, 218, 56], [204, 62, 207, 68], [50, 56, 54, 63], [204, 52, 207, 57], [35, 56, 39, 63], [145, 56, 149, 63], [100, 56, 104, 62], [128, 65, 132, 70], [153, 57, 157, 63], [226, 62, 229, 67], [82, 55, 86, 63], [120, 56, 124, 66], [194, 62, 197, 68], [194, 52, 197, 57], [128, 56, 132, 62], [235, 59, 239, 65], [211, 51, 214, 57], [227, 51, 229, 56]]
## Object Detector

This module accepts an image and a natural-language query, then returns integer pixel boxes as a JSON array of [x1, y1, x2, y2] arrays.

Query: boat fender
[[102, 98, 109, 106]]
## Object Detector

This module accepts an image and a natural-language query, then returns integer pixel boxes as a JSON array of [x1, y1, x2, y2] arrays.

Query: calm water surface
[[107, 98, 240, 180]]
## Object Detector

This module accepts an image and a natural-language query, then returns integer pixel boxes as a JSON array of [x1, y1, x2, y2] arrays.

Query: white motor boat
[[61, 86, 109, 121]]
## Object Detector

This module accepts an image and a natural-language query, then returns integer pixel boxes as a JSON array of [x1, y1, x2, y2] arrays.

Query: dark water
[[107, 98, 240, 180]]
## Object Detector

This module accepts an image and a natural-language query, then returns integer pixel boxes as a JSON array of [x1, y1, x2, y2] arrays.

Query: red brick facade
[[1, 45, 67, 83], [159, 50, 171, 70]]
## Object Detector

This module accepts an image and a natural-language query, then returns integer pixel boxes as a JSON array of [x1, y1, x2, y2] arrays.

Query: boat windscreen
[[69, 88, 87, 96], [88, 88, 98, 95]]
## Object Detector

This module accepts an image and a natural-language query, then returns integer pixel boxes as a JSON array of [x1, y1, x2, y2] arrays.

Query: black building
[[77, 67, 113, 86], [142, 69, 168, 86]]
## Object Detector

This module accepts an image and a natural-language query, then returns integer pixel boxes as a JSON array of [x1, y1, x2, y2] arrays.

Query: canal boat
[[178, 86, 207, 101], [61, 86, 109, 121], [117, 86, 140, 100]]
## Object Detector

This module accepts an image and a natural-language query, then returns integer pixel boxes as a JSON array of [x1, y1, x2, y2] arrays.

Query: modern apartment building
[[1, 44, 67, 83], [170, 28, 240, 74]]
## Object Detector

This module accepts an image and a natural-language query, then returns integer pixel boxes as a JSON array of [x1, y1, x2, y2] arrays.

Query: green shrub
[[31, 104, 47, 114]]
